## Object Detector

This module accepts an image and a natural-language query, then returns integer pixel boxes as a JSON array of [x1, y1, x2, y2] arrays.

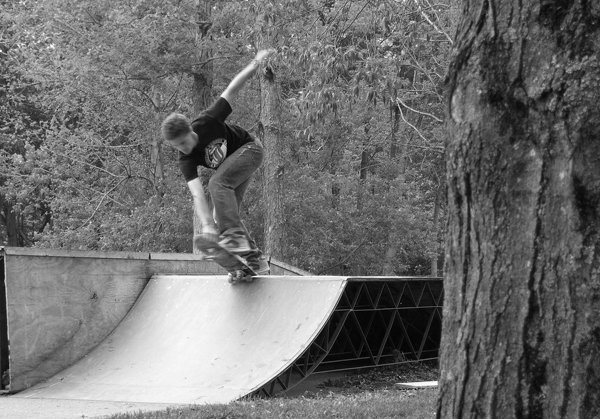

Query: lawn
[[109, 389, 438, 418], [108, 362, 439, 419]]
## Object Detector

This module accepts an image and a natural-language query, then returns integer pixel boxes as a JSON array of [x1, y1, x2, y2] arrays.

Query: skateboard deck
[[194, 235, 257, 283]]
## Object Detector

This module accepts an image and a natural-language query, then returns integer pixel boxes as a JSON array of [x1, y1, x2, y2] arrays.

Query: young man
[[161, 49, 274, 274]]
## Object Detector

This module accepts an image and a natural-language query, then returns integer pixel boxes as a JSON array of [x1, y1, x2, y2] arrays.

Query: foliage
[[0, 0, 456, 274], [0, 2, 52, 246]]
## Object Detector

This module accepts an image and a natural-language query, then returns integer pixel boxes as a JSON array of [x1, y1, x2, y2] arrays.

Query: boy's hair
[[161, 113, 191, 141]]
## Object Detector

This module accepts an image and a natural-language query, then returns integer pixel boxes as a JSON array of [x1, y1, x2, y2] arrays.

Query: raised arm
[[220, 49, 276, 104]]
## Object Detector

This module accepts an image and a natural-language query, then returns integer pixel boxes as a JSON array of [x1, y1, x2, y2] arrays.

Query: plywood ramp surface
[[17, 275, 347, 404]]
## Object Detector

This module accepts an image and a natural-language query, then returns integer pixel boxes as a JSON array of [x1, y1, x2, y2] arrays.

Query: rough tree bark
[[439, 1, 600, 418]]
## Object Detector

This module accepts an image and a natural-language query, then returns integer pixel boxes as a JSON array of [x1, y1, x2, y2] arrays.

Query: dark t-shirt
[[178, 97, 253, 181]]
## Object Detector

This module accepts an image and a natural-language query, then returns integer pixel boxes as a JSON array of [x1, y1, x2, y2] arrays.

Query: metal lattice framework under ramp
[[254, 276, 443, 397]]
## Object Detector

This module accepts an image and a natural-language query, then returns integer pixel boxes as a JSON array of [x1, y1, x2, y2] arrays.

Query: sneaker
[[254, 255, 270, 275], [227, 270, 254, 284], [218, 229, 253, 254], [243, 251, 270, 275], [193, 233, 219, 260]]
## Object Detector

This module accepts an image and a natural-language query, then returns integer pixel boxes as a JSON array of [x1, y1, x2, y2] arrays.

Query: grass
[[108, 389, 438, 419], [108, 363, 439, 419]]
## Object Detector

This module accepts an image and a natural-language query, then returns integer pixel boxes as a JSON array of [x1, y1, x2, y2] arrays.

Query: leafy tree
[[5, 0, 216, 251], [273, 0, 454, 274], [0, 2, 51, 246], [1, 0, 455, 276]]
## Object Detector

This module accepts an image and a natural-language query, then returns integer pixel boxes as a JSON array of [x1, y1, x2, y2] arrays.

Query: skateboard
[[193, 235, 257, 284]]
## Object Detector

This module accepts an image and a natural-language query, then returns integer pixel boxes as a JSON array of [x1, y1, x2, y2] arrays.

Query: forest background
[[0, 0, 456, 276]]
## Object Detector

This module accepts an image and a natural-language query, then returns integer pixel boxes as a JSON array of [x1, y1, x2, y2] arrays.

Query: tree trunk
[[192, 0, 213, 254], [151, 87, 165, 196], [320, 126, 344, 209], [357, 140, 369, 212], [439, 1, 600, 418], [357, 120, 371, 212], [390, 103, 400, 159], [191, 0, 213, 116], [430, 186, 441, 277], [382, 105, 411, 275], [381, 246, 397, 276], [1, 198, 25, 246], [258, 13, 285, 259]]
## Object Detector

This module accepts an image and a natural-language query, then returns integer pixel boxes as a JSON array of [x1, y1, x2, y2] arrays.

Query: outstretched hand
[[254, 48, 276, 64], [197, 232, 219, 244], [221, 48, 277, 103], [200, 224, 220, 243]]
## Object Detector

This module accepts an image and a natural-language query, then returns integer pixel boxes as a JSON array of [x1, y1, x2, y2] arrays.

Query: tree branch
[[77, 177, 127, 229], [412, 0, 454, 44], [318, 237, 369, 275], [396, 97, 443, 122], [51, 151, 125, 179], [395, 98, 443, 151]]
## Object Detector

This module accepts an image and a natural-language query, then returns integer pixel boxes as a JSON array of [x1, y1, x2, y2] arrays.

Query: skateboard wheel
[[228, 270, 245, 284]]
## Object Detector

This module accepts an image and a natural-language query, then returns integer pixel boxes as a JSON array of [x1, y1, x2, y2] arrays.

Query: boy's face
[[168, 132, 198, 155]]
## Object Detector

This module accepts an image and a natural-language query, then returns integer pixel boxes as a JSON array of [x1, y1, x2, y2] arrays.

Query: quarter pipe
[[1, 247, 442, 406], [17, 275, 347, 404]]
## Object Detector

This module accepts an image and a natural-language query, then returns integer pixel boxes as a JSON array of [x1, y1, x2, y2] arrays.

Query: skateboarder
[[161, 49, 275, 274]]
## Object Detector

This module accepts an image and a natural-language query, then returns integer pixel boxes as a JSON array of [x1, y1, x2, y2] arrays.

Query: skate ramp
[[17, 275, 347, 404], [0, 247, 308, 393]]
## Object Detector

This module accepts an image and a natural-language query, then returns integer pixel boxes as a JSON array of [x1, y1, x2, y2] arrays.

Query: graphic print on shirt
[[205, 138, 228, 169]]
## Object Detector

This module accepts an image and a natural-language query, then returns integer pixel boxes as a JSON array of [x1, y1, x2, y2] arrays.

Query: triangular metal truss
[[253, 277, 443, 397]]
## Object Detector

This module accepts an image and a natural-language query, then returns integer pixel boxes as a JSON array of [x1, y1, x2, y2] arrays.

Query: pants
[[208, 140, 263, 247]]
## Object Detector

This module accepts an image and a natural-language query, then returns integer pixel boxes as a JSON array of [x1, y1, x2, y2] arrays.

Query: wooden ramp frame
[[254, 277, 443, 397]]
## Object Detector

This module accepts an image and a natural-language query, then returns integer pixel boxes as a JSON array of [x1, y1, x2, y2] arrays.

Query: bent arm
[[187, 178, 217, 233], [220, 49, 275, 104]]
